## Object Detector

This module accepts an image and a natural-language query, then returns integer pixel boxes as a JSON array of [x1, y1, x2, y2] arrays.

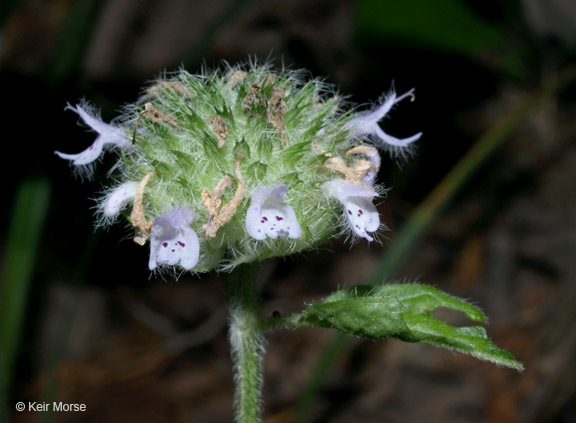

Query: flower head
[[59, 61, 420, 272], [149, 207, 199, 270]]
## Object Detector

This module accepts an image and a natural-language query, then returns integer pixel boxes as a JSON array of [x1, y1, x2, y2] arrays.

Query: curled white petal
[[347, 89, 422, 148], [246, 184, 302, 240], [323, 179, 380, 241], [149, 207, 199, 270], [323, 178, 377, 202], [103, 181, 139, 218], [55, 103, 129, 166]]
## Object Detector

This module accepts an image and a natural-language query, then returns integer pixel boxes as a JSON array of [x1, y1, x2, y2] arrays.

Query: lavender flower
[[348, 88, 422, 151], [246, 185, 301, 240], [323, 179, 380, 241], [149, 207, 199, 270], [55, 103, 129, 168]]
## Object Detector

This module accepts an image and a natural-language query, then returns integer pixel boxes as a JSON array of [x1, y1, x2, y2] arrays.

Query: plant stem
[[222, 263, 265, 423]]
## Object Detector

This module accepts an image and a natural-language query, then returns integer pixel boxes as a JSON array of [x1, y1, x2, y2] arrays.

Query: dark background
[[1, 0, 576, 421]]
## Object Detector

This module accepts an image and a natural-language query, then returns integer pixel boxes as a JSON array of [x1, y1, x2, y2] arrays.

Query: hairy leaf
[[299, 283, 523, 370]]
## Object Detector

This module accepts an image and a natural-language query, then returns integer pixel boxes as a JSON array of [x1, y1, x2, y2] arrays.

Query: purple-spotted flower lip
[[55, 103, 130, 167], [323, 179, 380, 242], [246, 184, 302, 240], [347, 88, 422, 149], [149, 206, 199, 270]]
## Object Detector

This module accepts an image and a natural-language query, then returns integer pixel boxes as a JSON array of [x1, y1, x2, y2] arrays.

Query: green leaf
[[299, 283, 523, 370]]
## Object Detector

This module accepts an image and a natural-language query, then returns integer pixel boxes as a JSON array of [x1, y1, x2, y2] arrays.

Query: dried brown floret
[[131, 171, 156, 245], [243, 83, 262, 111], [203, 157, 245, 239], [201, 175, 232, 217], [267, 86, 287, 146], [228, 70, 248, 88], [206, 115, 229, 148], [142, 102, 180, 128], [321, 156, 372, 186], [147, 80, 195, 97]]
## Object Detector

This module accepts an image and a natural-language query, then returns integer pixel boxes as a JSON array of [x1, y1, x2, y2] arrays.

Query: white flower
[[149, 207, 199, 270], [102, 181, 139, 219], [246, 184, 301, 240], [323, 179, 380, 241], [348, 89, 422, 149], [55, 103, 129, 167]]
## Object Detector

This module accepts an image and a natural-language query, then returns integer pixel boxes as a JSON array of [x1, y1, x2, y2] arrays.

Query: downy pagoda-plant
[[57, 60, 522, 422]]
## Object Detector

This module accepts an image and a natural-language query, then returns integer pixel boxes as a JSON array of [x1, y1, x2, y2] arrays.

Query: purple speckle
[[162, 242, 168, 248], [262, 216, 268, 222], [358, 209, 363, 216], [177, 241, 186, 247], [347, 210, 352, 215], [276, 216, 284, 221]]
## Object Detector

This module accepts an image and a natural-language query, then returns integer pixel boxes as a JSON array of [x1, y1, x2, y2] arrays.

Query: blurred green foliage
[[0, 177, 51, 417], [356, 0, 502, 55]]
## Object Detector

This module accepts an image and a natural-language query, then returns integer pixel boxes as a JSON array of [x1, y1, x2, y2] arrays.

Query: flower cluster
[[57, 62, 421, 272]]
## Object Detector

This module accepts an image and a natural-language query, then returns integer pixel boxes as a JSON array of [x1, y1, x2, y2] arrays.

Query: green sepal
[[298, 283, 523, 371]]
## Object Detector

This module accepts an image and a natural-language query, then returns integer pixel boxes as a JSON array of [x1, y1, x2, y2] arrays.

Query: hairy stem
[[222, 263, 265, 423]]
